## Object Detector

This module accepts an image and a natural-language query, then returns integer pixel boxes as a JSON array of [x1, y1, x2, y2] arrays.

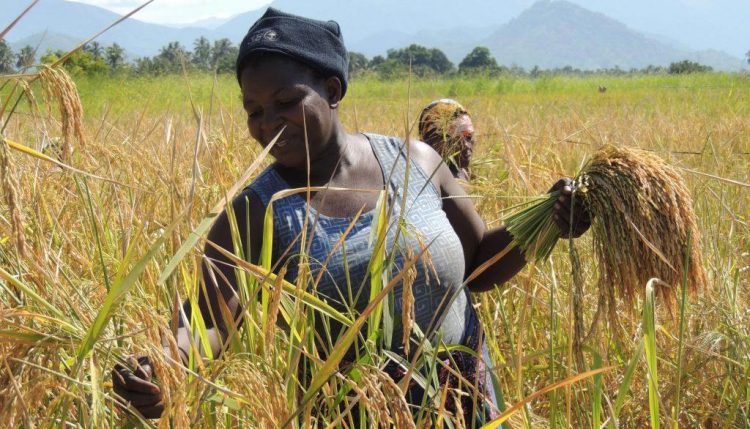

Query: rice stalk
[[38, 65, 85, 161], [265, 266, 285, 352], [589, 347, 603, 429], [0, 137, 28, 262], [360, 365, 391, 427], [612, 340, 644, 425], [644, 278, 663, 429], [402, 246, 416, 356], [378, 368, 415, 429], [671, 230, 692, 428], [583, 146, 707, 305]]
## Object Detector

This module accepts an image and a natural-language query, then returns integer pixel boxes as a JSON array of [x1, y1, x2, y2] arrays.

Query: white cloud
[[70, 0, 272, 24]]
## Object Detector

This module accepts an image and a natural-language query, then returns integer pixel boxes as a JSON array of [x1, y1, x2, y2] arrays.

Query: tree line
[[0, 37, 238, 76], [0, 37, 737, 78]]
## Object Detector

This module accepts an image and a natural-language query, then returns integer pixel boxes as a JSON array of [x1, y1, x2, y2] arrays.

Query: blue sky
[[70, 0, 749, 57], [72, 0, 273, 24]]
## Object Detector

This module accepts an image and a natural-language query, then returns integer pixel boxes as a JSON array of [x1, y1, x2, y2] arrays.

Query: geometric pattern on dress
[[247, 134, 477, 350]]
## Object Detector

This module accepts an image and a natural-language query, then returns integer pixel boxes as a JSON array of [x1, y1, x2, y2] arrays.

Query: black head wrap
[[236, 8, 349, 96]]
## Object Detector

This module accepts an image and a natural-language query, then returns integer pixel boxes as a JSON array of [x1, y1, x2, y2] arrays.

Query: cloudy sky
[[71, 0, 273, 24]]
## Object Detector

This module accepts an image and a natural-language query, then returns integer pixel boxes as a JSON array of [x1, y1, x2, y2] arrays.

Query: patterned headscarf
[[418, 99, 469, 143]]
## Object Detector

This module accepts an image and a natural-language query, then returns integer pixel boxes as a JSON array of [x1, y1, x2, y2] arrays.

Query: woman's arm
[[112, 188, 265, 417], [174, 188, 266, 360], [408, 140, 589, 293]]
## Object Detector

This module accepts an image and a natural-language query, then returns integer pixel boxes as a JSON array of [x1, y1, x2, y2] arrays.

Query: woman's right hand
[[112, 356, 163, 419]]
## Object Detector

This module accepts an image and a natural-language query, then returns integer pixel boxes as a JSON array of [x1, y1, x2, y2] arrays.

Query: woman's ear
[[325, 76, 343, 108]]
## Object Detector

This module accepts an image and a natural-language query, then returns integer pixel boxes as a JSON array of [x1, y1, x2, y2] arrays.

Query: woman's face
[[425, 113, 475, 169], [240, 55, 339, 170], [449, 114, 475, 168]]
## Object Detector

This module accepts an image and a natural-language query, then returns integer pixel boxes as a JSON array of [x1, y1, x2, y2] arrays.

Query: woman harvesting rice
[[418, 98, 476, 181], [112, 8, 590, 424]]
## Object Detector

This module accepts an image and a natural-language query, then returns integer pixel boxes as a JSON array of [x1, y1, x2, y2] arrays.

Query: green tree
[[369, 55, 385, 68], [458, 46, 498, 73], [746, 50, 750, 66], [668, 59, 712, 74], [378, 44, 454, 77], [134, 57, 155, 75], [105, 43, 125, 70], [15, 45, 35, 70], [41, 49, 109, 75], [211, 38, 237, 74], [153, 41, 190, 74], [84, 41, 103, 59], [0, 39, 15, 74], [192, 36, 212, 71], [348, 51, 369, 76]]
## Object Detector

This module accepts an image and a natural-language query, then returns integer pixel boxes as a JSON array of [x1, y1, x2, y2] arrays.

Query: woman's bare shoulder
[[405, 138, 451, 193]]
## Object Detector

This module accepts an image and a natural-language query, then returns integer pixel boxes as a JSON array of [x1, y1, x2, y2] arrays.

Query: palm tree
[[0, 39, 15, 74], [105, 43, 125, 70], [192, 37, 211, 71], [156, 41, 189, 73], [16, 45, 35, 70], [85, 41, 103, 59]]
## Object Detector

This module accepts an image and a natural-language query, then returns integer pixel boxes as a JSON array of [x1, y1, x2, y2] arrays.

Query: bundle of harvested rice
[[506, 145, 707, 305]]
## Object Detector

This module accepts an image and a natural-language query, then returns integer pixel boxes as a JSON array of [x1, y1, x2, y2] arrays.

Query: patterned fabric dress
[[247, 133, 499, 423]]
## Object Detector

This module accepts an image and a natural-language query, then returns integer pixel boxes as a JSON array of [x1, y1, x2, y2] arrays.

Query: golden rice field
[[0, 71, 749, 428]]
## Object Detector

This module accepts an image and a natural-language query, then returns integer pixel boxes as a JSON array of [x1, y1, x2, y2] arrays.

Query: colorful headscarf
[[418, 98, 469, 142]]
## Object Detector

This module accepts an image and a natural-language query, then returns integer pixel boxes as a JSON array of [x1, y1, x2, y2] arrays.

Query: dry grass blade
[[0, 0, 40, 40], [2, 136, 132, 187], [481, 366, 615, 428], [50, 1, 155, 68], [679, 166, 750, 188]]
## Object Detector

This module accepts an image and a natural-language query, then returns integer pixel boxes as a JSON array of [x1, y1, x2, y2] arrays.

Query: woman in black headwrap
[[111, 8, 590, 425]]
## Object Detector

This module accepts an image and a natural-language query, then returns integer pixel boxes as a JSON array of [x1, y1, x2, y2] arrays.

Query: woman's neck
[[277, 125, 361, 186]]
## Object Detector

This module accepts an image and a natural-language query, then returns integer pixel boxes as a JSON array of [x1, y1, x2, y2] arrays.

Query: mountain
[[1, 0, 746, 70], [9, 32, 81, 56], [566, 0, 750, 59], [481, 0, 746, 71], [1, 0, 216, 57], [213, 0, 529, 49]]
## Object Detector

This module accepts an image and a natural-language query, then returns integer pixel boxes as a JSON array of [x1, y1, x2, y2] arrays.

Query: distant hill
[[481, 0, 746, 71], [214, 0, 528, 45], [9, 32, 80, 56], [685, 50, 746, 72], [2, 0, 218, 57], [1, 0, 746, 71]]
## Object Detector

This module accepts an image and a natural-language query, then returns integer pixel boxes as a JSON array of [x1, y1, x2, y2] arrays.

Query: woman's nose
[[260, 108, 283, 135]]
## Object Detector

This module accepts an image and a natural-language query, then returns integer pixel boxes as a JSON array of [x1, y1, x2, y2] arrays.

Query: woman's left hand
[[549, 178, 592, 238]]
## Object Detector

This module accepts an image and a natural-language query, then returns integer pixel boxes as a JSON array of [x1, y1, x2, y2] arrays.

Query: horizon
[[64, 0, 749, 58], [2, 0, 748, 70]]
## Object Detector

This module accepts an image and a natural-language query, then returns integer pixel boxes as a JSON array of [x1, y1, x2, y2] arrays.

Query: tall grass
[[0, 70, 748, 427]]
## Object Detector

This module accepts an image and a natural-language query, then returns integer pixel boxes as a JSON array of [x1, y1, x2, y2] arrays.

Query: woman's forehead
[[240, 56, 317, 94], [446, 114, 474, 136]]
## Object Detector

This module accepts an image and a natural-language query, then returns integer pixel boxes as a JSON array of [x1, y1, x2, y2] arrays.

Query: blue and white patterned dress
[[247, 133, 498, 421]]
